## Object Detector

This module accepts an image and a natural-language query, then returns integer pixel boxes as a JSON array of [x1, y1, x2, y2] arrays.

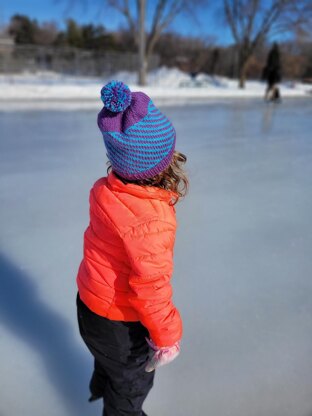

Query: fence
[[0, 43, 160, 76]]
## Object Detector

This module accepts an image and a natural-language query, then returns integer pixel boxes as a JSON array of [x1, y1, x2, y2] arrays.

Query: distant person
[[262, 42, 282, 102], [76, 81, 188, 415], [190, 71, 199, 79]]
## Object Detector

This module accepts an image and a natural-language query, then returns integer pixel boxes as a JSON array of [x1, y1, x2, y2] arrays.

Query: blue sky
[[0, 0, 234, 45]]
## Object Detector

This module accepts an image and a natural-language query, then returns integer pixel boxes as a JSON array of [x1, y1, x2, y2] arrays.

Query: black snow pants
[[76, 292, 155, 416]]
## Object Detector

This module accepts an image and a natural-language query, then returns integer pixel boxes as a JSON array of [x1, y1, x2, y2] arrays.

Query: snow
[[0, 67, 311, 110], [0, 99, 312, 416]]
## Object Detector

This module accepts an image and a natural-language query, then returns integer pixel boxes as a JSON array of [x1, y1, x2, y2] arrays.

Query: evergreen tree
[[81, 24, 115, 50], [9, 14, 38, 44], [66, 19, 83, 48]]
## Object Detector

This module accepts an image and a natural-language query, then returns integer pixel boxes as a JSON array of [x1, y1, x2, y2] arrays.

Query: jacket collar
[[107, 172, 176, 204]]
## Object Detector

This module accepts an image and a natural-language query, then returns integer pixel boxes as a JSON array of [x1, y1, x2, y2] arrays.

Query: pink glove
[[145, 337, 180, 372]]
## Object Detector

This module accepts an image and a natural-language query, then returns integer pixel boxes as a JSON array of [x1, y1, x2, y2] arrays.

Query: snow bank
[[0, 67, 311, 110]]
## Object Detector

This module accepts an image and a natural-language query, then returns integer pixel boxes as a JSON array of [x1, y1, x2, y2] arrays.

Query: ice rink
[[1, 98, 312, 416]]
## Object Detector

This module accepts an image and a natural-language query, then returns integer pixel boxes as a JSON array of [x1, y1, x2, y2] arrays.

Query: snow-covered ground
[[0, 67, 311, 110], [1, 99, 312, 416]]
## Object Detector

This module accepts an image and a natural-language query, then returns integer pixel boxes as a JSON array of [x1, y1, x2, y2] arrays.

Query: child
[[76, 80, 188, 416]]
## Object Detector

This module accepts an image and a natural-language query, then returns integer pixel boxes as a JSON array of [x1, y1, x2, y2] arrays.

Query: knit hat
[[97, 80, 176, 180]]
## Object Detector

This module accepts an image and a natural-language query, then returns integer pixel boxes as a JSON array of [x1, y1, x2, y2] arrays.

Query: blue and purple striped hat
[[97, 80, 176, 180]]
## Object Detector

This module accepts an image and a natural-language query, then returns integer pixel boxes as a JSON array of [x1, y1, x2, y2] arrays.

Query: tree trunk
[[238, 52, 250, 89], [239, 66, 246, 88], [138, 0, 146, 86]]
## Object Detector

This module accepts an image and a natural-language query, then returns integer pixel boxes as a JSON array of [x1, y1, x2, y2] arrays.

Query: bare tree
[[138, 0, 146, 85], [223, 0, 312, 88], [106, 0, 205, 85]]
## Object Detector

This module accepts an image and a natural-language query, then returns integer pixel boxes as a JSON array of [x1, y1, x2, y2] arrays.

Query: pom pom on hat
[[101, 80, 132, 113], [98, 84, 176, 181]]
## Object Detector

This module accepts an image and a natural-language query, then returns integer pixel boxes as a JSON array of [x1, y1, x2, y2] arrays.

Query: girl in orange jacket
[[76, 81, 188, 416]]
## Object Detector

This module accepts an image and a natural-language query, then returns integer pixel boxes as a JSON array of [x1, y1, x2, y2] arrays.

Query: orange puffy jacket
[[76, 172, 182, 347]]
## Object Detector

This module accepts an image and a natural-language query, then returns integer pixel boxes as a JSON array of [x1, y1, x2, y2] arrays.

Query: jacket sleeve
[[122, 219, 183, 347]]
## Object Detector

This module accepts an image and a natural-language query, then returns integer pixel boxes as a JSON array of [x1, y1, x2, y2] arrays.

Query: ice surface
[[0, 99, 312, 416]]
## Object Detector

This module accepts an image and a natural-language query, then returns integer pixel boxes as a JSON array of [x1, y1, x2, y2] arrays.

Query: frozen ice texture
[[0, 99, 312, 415]]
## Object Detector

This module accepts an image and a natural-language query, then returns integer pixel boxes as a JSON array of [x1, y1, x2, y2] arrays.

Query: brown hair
[[107, 151, 188, 205]]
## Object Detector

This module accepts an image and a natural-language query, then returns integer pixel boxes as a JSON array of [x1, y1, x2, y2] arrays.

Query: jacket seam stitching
[[91, 190, 124, 238], [121, 219, 175, 238]]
